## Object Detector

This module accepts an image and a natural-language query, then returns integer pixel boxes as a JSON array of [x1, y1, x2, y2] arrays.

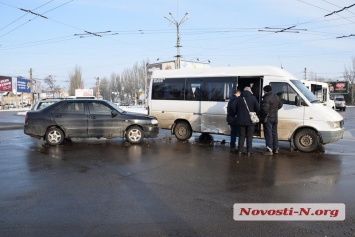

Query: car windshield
[[335, 98, 344, 101], [291, 80, 321, 103]]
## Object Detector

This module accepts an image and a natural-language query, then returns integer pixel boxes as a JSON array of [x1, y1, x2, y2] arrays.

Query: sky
[[0, 0, 354, 90]]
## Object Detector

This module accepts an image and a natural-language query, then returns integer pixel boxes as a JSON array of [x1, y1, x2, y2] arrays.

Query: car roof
[[37, 98, 63, 101], [59, 99, 105, 102]]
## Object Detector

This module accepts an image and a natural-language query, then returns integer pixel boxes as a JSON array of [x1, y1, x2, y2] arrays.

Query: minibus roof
[[151, 66, 298, 79]]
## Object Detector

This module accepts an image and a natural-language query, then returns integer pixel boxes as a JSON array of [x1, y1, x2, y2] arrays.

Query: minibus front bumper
[[319, 128, 344, 144]]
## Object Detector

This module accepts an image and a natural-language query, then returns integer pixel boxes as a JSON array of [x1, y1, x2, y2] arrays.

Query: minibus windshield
[[291, 80, 321, 103]]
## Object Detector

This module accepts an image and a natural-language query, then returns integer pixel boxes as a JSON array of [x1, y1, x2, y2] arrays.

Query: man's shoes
[[237, 152, 242, 156], [247, 152, 252, 157], [263, 151, 273, 156], [230, 148, 238, 153], [273, 149, 279, 154]]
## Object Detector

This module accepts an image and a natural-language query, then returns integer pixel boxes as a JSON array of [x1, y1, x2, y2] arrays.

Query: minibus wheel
[[174, 122, 192, 140], [293, 128, 319, 152]]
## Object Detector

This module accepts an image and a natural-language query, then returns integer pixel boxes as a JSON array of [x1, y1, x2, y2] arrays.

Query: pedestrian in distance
[[235, 87, 260, 156], [226, 88, 241, 152], [260, 85, 283, 156]]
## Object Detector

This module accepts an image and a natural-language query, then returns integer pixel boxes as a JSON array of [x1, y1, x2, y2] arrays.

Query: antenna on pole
[[164, 12, 189, 69]]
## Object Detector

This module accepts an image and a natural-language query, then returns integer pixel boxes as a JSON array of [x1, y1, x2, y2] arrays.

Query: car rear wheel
[[293, 128, 319, 152], [126, 126, 144, 144], [174, 121, 192, 140], [45, 127, 65, 146]]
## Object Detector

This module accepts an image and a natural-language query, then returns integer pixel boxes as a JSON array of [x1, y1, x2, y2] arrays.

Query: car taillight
[[25, 114, 28, 123]]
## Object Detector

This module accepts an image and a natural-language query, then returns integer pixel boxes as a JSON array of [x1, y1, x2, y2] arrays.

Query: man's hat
[[263, 85, 272, 92]]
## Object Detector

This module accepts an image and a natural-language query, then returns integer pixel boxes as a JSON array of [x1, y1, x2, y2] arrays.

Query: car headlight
[[327, 121, 340, 129], [151, 119, 159, 125]]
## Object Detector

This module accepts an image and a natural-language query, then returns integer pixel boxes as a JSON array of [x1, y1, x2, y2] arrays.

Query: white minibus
[[301, 80, 335, 110], [148, 66, 344, 152]]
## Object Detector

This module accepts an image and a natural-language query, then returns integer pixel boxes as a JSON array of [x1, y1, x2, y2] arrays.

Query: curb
[[0, 125, 23, 131]]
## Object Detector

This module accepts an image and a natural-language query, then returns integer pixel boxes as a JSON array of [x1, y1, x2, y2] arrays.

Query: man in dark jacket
[[260, 85, 283, 155], [235, 87, 260, 156], [227, 88, 241, 152]]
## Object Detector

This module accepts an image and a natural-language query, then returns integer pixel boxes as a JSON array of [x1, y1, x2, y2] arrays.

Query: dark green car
[[24, 99, 159, 145]]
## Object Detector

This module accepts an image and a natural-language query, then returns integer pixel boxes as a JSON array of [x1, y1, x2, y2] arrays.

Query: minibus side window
[[270, 82, 297, 105], [186, 79, 202, 101], [203, 78, 224, 101], [152, 78, 184, 100], [202, 77, 234, 102]]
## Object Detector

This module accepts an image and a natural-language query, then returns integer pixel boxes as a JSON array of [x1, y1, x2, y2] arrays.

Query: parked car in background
[[24, 99, 159, 145], [334, 97, 346, 111], [4, 103, 16, 108], [20, 102, 31, 107]]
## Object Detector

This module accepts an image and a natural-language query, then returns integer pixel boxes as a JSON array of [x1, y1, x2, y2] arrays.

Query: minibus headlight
[[327, 121, 340, 129], [151, 119, 159, 125]]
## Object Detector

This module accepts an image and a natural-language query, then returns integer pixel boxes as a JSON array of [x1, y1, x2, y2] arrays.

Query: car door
[[87, 101, 124, 138], [52, 101, 88, 137]]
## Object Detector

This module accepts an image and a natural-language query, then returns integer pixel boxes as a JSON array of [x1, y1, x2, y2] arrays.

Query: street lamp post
[[164, 12, 189, 69]]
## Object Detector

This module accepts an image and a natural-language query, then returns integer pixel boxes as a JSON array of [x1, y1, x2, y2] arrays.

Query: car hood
[[121, 111, 156, 120]]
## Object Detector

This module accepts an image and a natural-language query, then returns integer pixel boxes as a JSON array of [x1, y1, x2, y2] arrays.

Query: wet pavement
[[0, 109, 355, 236]]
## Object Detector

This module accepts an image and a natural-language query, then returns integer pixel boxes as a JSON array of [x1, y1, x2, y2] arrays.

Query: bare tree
[[121, 68, 134, 103], [109, 73, 121, 102], [44, 75, 61, 98], [343, 57, 355, 84], [99, 77, 110, 100], [118, 59, 149, 104], [69, 66, 83, 96]]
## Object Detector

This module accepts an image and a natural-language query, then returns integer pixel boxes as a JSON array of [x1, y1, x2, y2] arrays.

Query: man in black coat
[[260, 85, 283, 155], [227, 88, 241, 152], [235, 87, 260, 156]]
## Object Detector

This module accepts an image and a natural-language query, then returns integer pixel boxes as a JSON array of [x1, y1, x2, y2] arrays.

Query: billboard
[[0, 76, 12, 92], [17, 77, 31, 93], [75, 89, 94, 97], [329, 81, 349, 94], [180, 60, 210, 69]]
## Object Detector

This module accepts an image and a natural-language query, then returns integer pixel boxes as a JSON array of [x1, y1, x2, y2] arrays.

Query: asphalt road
[[0, 108, 355, 236]]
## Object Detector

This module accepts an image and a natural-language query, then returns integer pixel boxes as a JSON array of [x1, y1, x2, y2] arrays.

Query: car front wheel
[[126, 126, 144, 144], [45, 127, 65, 146]]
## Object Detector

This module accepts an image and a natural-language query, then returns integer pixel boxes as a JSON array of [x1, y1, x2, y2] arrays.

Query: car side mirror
[[111, 110, 118, 117]]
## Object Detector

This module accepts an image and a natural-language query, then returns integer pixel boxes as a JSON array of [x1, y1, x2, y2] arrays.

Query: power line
[[325, 3, 355, 17], [0, 0, 54, 32], [258, 26, 307, 34], [19, 8, 48, 19], [297, 0, 355, 23], [0, 0, 73, 38], [337, 34, 355, 39], [74, 31, 119, 38]]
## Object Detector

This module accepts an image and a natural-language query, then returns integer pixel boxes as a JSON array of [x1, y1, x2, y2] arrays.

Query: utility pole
[[164, 12, 188, 69], [29, 68, 34, 103], [304, 68, 307, 80], [96, 77, 100, 98]]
